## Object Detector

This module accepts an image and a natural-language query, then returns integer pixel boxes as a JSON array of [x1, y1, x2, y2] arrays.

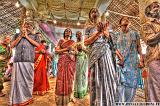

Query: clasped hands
[[97, 22, 110, 38], [21, 28, 29, 38], [21, 32, 28, 38], [66, 44, 83, 53], [67, 46, 75, 52]]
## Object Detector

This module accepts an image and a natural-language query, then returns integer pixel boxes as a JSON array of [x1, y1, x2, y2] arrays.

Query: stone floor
[[0, 77, 145, 106]]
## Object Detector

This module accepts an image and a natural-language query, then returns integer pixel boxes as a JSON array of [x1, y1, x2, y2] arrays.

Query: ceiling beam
[[78, 0, 85, 21], [19, 0, 38, 11], [98, 0, 112, 15]]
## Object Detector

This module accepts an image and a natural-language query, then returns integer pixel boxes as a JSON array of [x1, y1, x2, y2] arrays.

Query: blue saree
[[116, 29, 143, 102]]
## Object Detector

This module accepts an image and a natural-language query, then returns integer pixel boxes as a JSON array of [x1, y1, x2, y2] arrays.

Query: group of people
[[0, 1, 159, 106], [54, 1, 160, 106], [54, 8, 144, 106]]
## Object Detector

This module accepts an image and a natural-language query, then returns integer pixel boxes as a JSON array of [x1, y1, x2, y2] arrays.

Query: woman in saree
[[84, 8, 123, 106], [116, 16, 144, 102], [74, 31, 88, 99], [33, 40, 50, 95], [142, 1, 160, 101], [55, 28, 76, 105]]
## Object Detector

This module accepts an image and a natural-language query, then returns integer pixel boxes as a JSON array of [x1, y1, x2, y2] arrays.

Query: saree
[[74, 42, 88, 99], [33, 44, 50, 95], [55, 39, 76, 105], [9, 62, 34, 106], [116, 30, 143, 102], [147, 60, 160, 102], [86, 27, 117, 106], [142, 20, 160, 102]]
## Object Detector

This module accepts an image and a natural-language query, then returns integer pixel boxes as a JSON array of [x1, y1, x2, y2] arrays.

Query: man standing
[[142, 1, 160, 102], [9, 21, 40, 105]]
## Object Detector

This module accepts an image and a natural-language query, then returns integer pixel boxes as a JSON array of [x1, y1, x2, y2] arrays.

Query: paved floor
[[0, 77, 145, 106]]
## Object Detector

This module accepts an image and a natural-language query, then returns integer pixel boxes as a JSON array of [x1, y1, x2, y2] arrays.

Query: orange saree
[[33, 44, 50, 95]]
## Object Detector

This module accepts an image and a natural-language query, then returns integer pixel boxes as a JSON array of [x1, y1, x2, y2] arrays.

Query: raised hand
[[103, 30, 110, 38], [21, 28, 27, 38], [103, 21, 109, 30], [103, 21, 110, 38], [97, 22, 104, 33], [77, 44, 83, 51]]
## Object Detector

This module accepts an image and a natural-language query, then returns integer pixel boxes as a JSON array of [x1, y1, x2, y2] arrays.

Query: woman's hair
[[76, 31, 82, 37], [63, 28, 72, 39], [89, 8, 100, 20], [119, 16, 129, 25], [36, 32, 41, 35], [41, 40, 46, 44], [9, 63, 13, 66]]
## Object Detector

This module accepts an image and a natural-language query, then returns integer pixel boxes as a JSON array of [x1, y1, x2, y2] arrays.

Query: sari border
[[33, 88, 50, 96], [9, 98, 33, 106], [34, 54, 42, 70]]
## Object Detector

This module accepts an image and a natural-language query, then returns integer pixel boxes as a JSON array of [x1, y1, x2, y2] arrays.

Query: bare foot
[[0, 92, 5, 97]]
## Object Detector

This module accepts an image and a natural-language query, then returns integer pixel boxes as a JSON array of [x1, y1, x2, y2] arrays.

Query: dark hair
[[63, 28, 72, 39], [89, 8, 100, 20], [9, 63, 13, 66], [76, 31, 82, 37], [36, 32, 41, 34], [41, 40, 46, 44], [119, 16, 129, 25]]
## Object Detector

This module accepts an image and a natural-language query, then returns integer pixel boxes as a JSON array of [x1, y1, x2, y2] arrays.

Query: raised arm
[[25, 32, 40, 47], [84, 22, 105, 46], [10, 34, 22, 48], [84, 31, 101, 46]]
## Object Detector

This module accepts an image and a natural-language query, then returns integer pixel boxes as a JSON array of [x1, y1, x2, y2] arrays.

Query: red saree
[[55, 39, 76, 105], [33, 44, 50, 95]]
